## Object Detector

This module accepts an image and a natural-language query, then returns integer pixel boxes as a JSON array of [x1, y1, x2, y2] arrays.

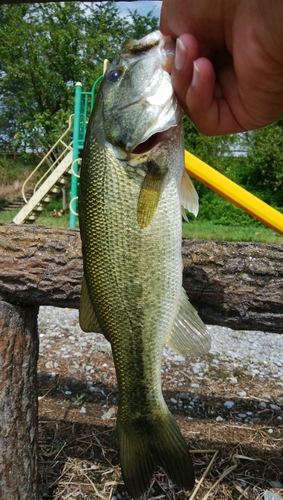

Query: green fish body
[[79, 31, 210, 498]]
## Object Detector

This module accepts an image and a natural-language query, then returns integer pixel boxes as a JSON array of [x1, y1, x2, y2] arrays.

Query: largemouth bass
[[79, 30, 210, 498]]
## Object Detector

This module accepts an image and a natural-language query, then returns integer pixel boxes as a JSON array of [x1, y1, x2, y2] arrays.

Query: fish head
[[94, 31, 180, 158]]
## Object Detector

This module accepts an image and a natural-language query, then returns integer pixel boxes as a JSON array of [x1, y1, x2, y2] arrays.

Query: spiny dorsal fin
[[166, 288, 211, 357], [180, 169, 199, 221], [79, 275, 103, 334]]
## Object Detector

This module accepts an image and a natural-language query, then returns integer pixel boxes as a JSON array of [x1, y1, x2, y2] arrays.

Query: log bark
[[0, 224, 282, 333], [182, 239, 283, 333], [0, 300, 39, 500], [0, 224, 83, 309]]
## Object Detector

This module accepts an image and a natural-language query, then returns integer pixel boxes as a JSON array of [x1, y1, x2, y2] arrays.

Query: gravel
[[38, 305, 283, 383], [38, 307, 283, 426]]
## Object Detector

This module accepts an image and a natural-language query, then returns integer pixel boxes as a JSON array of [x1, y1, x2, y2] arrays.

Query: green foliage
[[0, 3, 84, 150], [183, 114, 240, 171], [183, 113, 283, 226], [0, 2, 158, 152], [184, 186, 262, 227], [197, 190, 261, 226], [36, 210, 70, 227], [183, 115, 249, 204], [128, 9, 159, 39], [239, 121, 283, 206], [0, 154, 37, 185]]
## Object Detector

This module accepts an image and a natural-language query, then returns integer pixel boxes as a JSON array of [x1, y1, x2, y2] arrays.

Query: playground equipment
[[12, 78, 102, 226], [12, 116, 74, 224], [69, 78, 103, 228], [12, 78, 283, 235]]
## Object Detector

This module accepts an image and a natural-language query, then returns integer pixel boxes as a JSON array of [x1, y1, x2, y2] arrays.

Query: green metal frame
[[70, 76, 103, 228]]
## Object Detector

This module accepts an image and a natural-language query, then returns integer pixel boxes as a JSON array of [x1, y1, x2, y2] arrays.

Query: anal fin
[[166, 288, 211, 357]]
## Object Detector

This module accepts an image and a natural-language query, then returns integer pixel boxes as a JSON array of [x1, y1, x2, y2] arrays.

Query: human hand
[[160, 0, 283, 135]]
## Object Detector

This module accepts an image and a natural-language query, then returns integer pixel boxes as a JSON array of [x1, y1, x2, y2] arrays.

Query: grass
[[1, 207, 282, 243], [0, 209, 72, 227], [36, 210, 72, 227], [182, 220, 283, 243]]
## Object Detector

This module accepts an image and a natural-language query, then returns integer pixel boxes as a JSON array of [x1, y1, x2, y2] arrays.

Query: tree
[[0, 3, 86, 150], [0, 2, 158, 152], [240, 121, 283, 207]]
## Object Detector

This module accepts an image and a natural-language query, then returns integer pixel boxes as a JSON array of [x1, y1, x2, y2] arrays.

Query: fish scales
[[79, 30, 210, 498], [81, 128, 183, 408]]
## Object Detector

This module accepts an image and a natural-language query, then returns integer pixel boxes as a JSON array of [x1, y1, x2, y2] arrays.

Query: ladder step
[[12, 149, 73, 224], [50, 187, 61, 194], [34, 204, 48, 212], [25, 214, 38, 221], [56, 179, 68, 187], [42, 196, 54, 203]]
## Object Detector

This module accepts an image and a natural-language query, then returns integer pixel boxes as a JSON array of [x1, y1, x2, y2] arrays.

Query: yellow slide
[[185, 150, 283, 236]]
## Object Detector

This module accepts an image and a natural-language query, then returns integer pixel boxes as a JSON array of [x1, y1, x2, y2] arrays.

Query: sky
[[117, 1, 162, 21]]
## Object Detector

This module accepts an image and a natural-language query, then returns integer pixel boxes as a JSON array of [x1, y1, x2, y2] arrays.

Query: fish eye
[[106, 68, 123, 83]]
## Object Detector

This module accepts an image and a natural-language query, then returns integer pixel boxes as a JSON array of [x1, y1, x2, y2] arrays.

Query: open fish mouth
[[108, 129, 174, 161], [131, 131, 168, 155]]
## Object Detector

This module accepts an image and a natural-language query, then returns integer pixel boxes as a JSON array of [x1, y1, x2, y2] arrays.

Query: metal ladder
[[13, 117, 74, 225]]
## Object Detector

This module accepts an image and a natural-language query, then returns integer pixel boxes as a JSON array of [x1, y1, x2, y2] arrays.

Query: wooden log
[[182, 239, 283, 334], [0, 224, 83, 308], [0, 300, 39, 500], [0, 224, 282, 333]]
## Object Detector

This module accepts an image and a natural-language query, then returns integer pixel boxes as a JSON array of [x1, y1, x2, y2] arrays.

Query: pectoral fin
[[180, 169, 199, 221], [137, 164, 166, 228], [166, 288, 211, 357], [79, 275, 102, 334]]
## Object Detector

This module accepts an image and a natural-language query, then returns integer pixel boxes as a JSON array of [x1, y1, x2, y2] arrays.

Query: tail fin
[[117, 410, 195, 498]]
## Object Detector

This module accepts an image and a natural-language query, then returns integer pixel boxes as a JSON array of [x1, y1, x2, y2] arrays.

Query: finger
[[171, 34, 200, 97], [170, 34, 247, 135], [177, 54, 246, 135], [188, 57, 247, 135], [170, 35, 239, 135]]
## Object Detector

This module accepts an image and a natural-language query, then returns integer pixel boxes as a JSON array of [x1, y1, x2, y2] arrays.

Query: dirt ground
[[37, 347, 283, 500]]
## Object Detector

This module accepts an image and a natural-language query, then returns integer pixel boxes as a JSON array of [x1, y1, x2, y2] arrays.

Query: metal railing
[[21, 115, 74, 203]]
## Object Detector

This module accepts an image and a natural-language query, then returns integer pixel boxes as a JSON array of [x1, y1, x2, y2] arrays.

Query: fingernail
[[175, 38, 187, 71], [192, 61, 200, 86]]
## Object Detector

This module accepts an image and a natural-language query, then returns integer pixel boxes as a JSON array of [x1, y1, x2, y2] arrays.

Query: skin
[[160, 0, 283, 135]]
